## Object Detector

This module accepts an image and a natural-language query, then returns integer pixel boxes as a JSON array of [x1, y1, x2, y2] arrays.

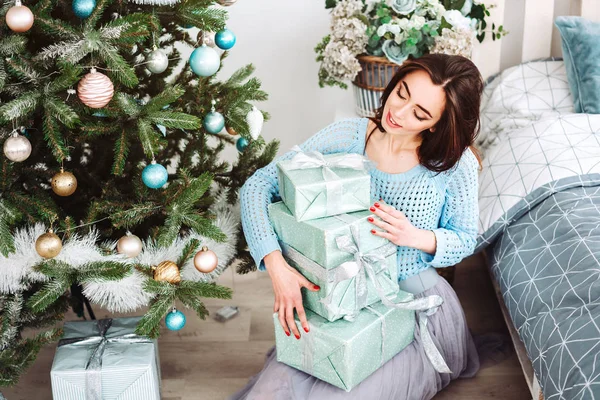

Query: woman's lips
[[386, 111, 401, 128]]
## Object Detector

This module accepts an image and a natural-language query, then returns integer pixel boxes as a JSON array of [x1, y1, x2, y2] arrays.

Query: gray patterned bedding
[[474, 60, 600, 399]]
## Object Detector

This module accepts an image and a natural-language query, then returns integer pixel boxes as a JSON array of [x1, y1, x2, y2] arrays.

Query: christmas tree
[[0, 0, 277, 386]]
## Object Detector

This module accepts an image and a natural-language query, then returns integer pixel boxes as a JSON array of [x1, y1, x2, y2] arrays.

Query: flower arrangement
[[315, 0, 506, 88]]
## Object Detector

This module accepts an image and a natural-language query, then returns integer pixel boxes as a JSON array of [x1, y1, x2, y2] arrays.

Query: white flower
[[430, 27, 475, 58], [389, 0, 418, 15], [331, 17, 369, 53], [443, 9, 473, 30], [322, 41, 363, 81], [331, 0, 364, 20], [377, 22, 402, 37], [460, 0, 473, 15], [409, 15, 426, 30]]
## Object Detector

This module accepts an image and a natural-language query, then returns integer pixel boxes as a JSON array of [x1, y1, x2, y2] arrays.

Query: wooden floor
[[2, 252, 531, 400]]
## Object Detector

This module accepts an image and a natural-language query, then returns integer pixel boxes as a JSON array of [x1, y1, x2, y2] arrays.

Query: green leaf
[[147, 111, 201, 129], [135, 295, 173, 338], [27, 278, 71, 313], [112, 128, 130, 176], [78, 261, 130, 282], [177, 238, 200, 267], [137, 120, 160, 159], [115, 93, 141, 117], [0, 92, 41, 121], [44, 96, 80, 128], [43, 113, 69, 163], [144, 85, 185, 113], [98, 43, 138, 88]]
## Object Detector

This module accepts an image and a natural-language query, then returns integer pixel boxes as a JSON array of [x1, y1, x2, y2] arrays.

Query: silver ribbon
[[285, 146, 368, 217], [335, 225, 453, 374], [58, 318, 153, 400]]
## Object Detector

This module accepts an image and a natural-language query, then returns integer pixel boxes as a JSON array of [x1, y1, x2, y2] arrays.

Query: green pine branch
[[176, 238, 200, 267]]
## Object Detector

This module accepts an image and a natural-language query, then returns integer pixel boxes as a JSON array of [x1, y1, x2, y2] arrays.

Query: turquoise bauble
[[165, 309, 186, 331], [189, 45, 220, 77], [203, 111, 225, 134], [215, 28, 236, 50], [142, 162, 168, 189], [72, 0, 96, 18], [236, 137, 249, 152]]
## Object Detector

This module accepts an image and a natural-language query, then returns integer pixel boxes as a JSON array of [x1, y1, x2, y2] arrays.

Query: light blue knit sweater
[[240, 118, 479, 281]]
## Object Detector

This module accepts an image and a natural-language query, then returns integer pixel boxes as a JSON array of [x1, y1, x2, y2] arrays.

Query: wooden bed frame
[[473, 2, 600, 399]]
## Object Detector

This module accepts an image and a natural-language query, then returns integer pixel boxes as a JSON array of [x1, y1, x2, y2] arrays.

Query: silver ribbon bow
[[58, 318, 153, 400], [285, 146, 368, 216], [335, 225, 452, 374]]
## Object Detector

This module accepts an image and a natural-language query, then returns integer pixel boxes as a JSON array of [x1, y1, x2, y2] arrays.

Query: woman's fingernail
[[369, 206, 376, 212], [285, 331, 290, 336], [371, 229, 376, 234], [295, 334, 300, 339], [314, 285, 320, 290], [374, 202, 380, 208], [304, 327, 309, 333], [367, 217, 374, 222]]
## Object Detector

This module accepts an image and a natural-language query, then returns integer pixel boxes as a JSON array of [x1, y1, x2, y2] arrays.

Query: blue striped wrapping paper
[[50, 316, 161, 400]]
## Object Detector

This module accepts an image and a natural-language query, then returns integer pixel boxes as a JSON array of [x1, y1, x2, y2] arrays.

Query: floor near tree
[[2, 252, 531, 400]]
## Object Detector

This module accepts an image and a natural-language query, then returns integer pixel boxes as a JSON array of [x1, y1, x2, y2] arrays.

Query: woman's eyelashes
[[396, 89, 426, 122]]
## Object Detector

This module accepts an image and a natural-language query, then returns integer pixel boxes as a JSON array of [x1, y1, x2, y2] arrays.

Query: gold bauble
[[116, 233, 143, 258], [51, 168, 77, 197], [35, 229, 62, 259], [5, 1, 34, 33], [153, 261, 181, 284], [225, 126, 237, 136], [193, 246, 218, 273], [77, 69, 114, 109]]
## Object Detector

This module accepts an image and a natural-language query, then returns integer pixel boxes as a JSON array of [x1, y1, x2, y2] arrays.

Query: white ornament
[[3, 132, 32, 162], [246, 106, 263, 140]]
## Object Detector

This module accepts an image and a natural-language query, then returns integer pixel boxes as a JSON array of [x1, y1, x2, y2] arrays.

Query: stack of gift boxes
[[269, 149, 420, 392]]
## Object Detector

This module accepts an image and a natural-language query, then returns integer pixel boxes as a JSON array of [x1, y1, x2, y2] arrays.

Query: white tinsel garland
[[0, 192, 240, 313]]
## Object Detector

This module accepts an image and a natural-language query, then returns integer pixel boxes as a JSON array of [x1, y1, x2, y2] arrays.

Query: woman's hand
[[263, 251, 320, 339], [367, 201, 421, 248]]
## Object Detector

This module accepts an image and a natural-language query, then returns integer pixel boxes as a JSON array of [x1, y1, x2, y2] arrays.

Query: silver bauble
[[146, 49, 169, 74], [116, 233, 143, 258], [3, 134, 32, 162]]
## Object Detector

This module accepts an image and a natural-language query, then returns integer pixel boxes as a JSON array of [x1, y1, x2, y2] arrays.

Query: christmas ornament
[[51, 168, 77, 197], [246, 106, 264, 140], [130, 0, 179, 5], [236, 137, 248, 152], [35, 229, 62, 259], [215, 28, 236, 50], [193, 246, 218, 273], [116, 232, 143, 258], [203, 100, 225, 134], [156, 124, 167, 136], [77, 68, 114, 109], [146, 48, 169, 74], [152, 261, 181, 284], [142, 160, 168, 189], [19, 126, 31, 139], [5, 0, 34, 33], [218, 0, 237, 5], [199, 31, 215, 48], [189, 44, 220, 77], [3, 131, 32, 162], [72, 0, 96, 19], [225, 126, 237, 136], [165, 308, 186, 331]]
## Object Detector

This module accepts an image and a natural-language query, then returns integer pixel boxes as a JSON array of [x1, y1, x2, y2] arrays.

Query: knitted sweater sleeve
[[239, 118, 363, 271], [421, 148, 480, 268]]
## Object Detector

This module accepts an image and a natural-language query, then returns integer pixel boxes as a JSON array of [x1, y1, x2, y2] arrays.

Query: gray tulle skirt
[[228, 277, 481, 400]]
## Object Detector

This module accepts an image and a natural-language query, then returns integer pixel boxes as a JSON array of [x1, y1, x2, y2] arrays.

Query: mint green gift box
[[273, 291, 416, 392], [280, 239, 399, 322], [268, 202, 389, 269], [50, 316, 161, 400], [276, 149, 371, 221]]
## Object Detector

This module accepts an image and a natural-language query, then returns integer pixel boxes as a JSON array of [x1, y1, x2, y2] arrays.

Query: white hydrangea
[[443, 9, 473, 30], [331, 0, 364, 20], [331, 17, 369, 53], [322, 41, 363, 81], [430, 27, 475, 58]]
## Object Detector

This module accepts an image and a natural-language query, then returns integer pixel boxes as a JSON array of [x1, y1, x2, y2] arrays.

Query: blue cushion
[[555, 16, 600, 114]]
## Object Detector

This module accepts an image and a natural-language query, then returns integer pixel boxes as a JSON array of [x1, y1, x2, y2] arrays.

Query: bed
[[475, 56, 600, 400]]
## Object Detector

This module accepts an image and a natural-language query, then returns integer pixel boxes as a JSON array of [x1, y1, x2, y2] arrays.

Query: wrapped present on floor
[[50, 316, 161, 400], [274, 293, 450, 392], [280, 223, 399, 322], [269, 202, 388, 269], [276, 146, 371, 221]]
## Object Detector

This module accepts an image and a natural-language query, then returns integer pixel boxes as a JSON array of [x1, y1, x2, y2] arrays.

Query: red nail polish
[[304, 327, 309, 333], [369, 206, 376, 212], [295, 334, 300, 339], [314, 285, 320, 290], [371, 229, 376, 234], [285, 331, 290, 336], [374, 202, 380, 208], [367, 217, 374, 222]]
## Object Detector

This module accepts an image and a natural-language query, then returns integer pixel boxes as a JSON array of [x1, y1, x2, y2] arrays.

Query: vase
[[352, 55, 401, 117]]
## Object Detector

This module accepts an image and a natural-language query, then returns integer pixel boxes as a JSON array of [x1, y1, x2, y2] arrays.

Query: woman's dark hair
[[366, 53, 484, 173]]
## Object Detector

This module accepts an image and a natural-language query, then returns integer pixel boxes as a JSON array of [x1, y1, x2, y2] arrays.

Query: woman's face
[[381, 70, 446, 138]]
